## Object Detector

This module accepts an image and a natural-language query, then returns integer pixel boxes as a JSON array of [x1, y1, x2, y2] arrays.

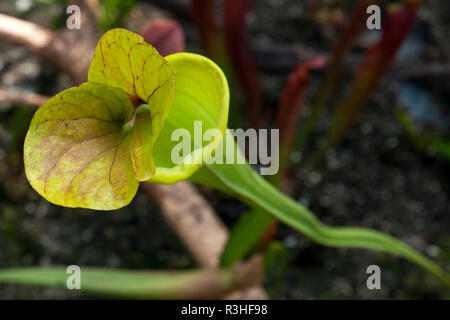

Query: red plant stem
[[140, 19, 185, 56], [297, 0, 384, 149], [276, 57, 326, 176], [258, 58, 325, 247], [322, 0, 384, 98], [330, 1, 422, 143], [223, 0, 261, 128], [190, 0, 221, 57]]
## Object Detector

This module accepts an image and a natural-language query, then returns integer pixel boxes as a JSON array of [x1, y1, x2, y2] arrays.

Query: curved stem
[[0, 255, 263, 299], [190, 131, 450, 286]]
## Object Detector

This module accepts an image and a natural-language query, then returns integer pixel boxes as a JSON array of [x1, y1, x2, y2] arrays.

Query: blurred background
[[0, 0, 449, 299]]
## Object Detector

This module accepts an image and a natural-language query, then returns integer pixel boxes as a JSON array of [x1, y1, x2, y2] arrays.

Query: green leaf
[[396, 109, 450, 162], [130, 104, 155, 180], [88, 29, 229, 184], [24, 82, 138, 210], [88, 29, 175, 111], [148, 52, 229, 183], [88, 29, 175, 180], [428, 139, 450, 161], [0, 263, 262, 299], [24, 29, 229, 210], [98, 0, 137, 32], [190, 131, 450, 286], [264, 241, 289, 277], [24, 29, 180, 210], [221, 208, 273, 267]]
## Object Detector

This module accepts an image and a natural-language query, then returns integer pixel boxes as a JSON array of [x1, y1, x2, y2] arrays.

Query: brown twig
[[0, 13, 54, 51], [0, 0, 99, 84], [143, 182, 228, 269], [0, 89, 47, 108], [142, 182, 268, 299]]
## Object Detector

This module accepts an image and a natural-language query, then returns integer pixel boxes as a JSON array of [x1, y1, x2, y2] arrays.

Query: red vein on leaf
[[84, 90, 115, 119], [108, 134, 129, 185], [146, 84, 161, 102], [41, 131, 117, 192], [65, 136, 128, 202]]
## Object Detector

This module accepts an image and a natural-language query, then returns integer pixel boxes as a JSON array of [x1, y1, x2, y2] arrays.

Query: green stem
[[190, 131, 450, 286], [0, 256, 263, 299]]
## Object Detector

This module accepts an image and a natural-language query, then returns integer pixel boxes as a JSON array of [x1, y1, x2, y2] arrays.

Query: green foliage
[[191, 131, 450, 286], [98, 0, 136, 31], [24, 28, 229, 209], [24, 82, 139, 210], [147, 52, 229, 184], [264, 241, 289, 294], [221, 208, 273, 267], [0, 266, 248, 299], [264, 241, 289, 275], [396, 109, 450, 162]]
